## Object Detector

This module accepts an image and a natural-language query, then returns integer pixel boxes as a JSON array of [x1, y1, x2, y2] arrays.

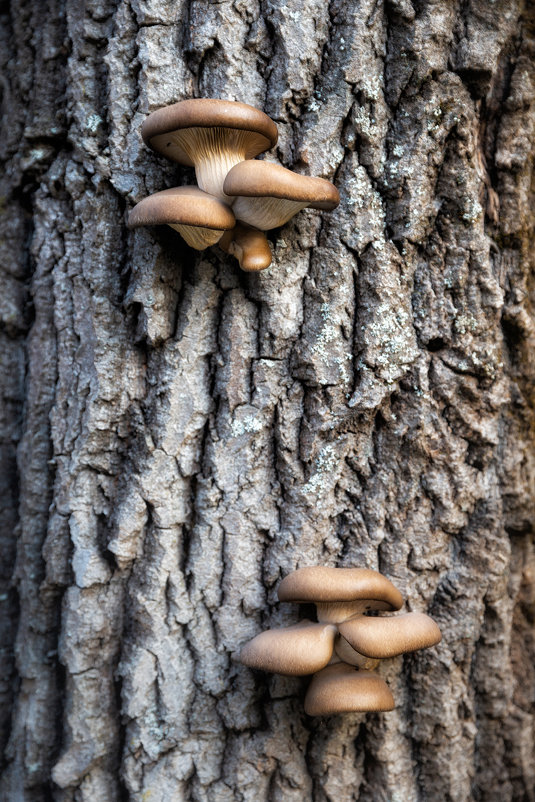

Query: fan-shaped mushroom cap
[[223, 161, 340, 230], [278, 567, 403, 624], [239, 621, 336, 676], [218, 222, 272, 272], [339, 612, 442, 659], [141, 99, 278, 200], [128, 186, 235, 250], [304, 664, 394, 716]]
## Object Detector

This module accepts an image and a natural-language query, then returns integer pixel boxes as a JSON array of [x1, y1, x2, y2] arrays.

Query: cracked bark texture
[[1, 0, 534, 800]]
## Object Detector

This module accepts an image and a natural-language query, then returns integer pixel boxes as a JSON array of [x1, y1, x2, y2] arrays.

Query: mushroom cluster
[[128, 99, 340, 271], [240, 567, 441, 716]]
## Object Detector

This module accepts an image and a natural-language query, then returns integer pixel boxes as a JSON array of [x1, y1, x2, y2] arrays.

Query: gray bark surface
[[1, 0, 534, 800]]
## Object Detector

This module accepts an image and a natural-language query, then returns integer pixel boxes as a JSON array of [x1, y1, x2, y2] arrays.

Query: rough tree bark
[[1, 0, 534, 800]]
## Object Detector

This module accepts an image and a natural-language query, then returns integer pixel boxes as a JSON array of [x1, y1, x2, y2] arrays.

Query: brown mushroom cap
[[278, 567, 403, 610], [339, 612, 442, 659], [128, 186, 235, 250], [239, 621, 336, 676], [223, 160, 340, 210], [128, 186, 235, 230], [304, 664, 395, 716], [141, 99, 278, 165], [218, 222, 272, 272]]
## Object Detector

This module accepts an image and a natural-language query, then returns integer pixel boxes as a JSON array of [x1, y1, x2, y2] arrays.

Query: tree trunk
[[1, 0, 534, 799]]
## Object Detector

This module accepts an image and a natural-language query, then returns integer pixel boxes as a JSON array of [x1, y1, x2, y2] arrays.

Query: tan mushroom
[[338, 612, 442, 659], [304, 664, 394, 716], [218, 222, 273, 272], [239, 621, 337, 676], [141, 99, 278, 200], [238, 566, 442, 717], [223, 160, 340, 230], [128, 186, 235, 250], [278, 567, 403, 625]]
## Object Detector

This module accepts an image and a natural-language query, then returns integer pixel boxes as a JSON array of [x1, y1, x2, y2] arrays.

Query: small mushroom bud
[[218, 222, 273, 272], [239, 621, 337, 676], [223, 160, 340, 230], [141, 99, 278, 201], [128, 186, 235, 250], [304, 664, 395, 716]]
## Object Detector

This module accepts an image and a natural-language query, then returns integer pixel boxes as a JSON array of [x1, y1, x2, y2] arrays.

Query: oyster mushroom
[[338, 611, 442, 659], [239, 621, 337, 676], [223, 160, 340, 230], [278, 566, 403, 625], [128, 186, 235, 250], [218, 221, 273, 272], [304, 663, 395, 716], [239, 566, 441, 717], [141, 99, 278, 200]]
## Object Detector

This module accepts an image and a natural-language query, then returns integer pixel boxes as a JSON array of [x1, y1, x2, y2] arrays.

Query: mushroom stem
[[231, 196, 308, 230], [195, 151, 245, 201], [219, 222, 272, 271], [315, 601, 388, 624], [164, 127, 257, 200]]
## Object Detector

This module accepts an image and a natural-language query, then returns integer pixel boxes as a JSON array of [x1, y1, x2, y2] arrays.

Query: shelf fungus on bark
[[141, 98, 278, 200], [128, 186, 235, 250], [239, 566, 442, 716], [223, 160, 340, 230], [135, 98, 340, 272]]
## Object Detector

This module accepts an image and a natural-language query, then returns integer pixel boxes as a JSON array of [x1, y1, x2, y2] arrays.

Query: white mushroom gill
[[231, 195, 309, 230], [169, 223, 224, 250], [163, 127, 268, 200]]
